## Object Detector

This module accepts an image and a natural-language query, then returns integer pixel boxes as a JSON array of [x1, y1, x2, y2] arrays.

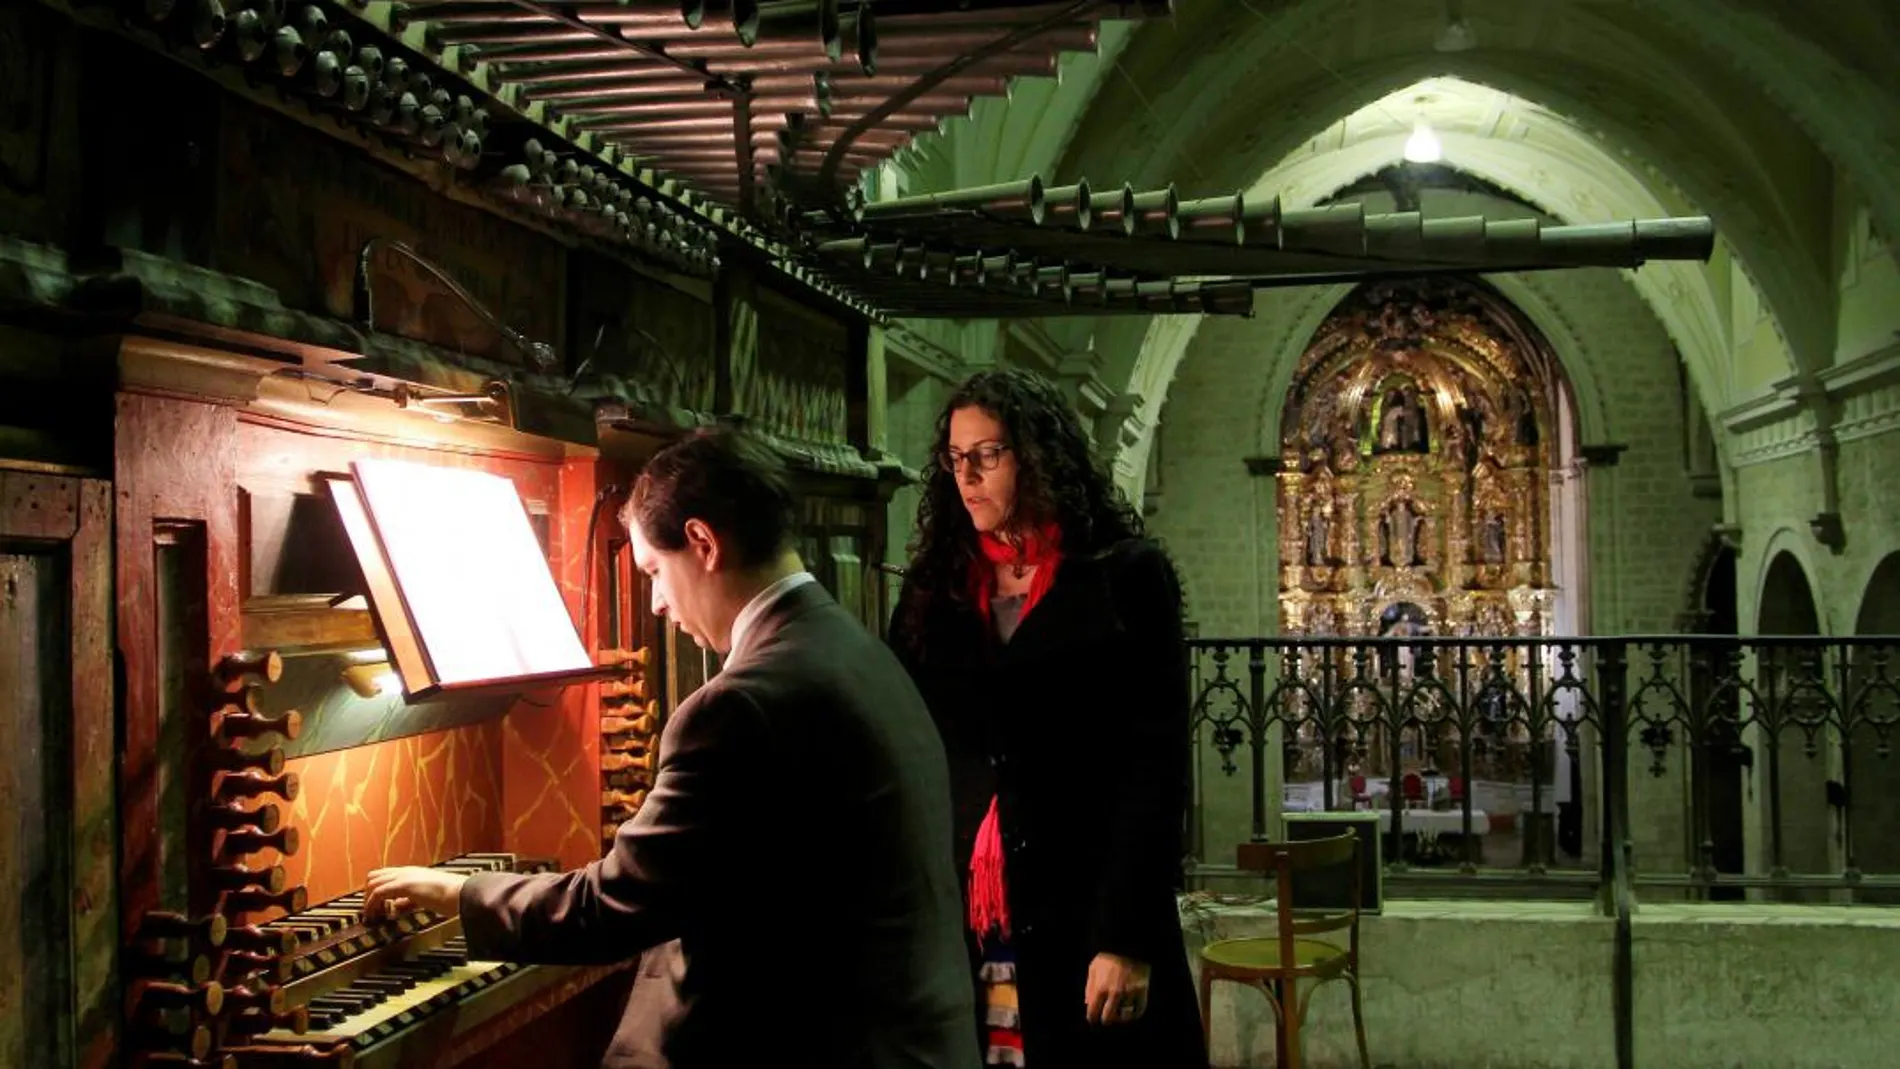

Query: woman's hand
[[1084, 951, 1152, 1025]]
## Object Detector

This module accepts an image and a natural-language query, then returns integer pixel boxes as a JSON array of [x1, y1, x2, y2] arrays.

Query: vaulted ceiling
[[889, 0, 1899, 482]]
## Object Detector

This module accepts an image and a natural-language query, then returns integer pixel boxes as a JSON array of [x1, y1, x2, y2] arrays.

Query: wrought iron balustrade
[[1185, 635, 1900, 901]]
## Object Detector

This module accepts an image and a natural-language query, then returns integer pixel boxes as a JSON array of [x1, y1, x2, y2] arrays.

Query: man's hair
[[622, 425, 797, 570]]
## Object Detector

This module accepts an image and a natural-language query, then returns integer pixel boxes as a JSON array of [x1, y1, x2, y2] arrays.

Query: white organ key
[[261, 959, 522, 1047]]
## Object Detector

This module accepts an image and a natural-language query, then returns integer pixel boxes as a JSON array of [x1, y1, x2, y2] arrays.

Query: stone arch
[[1757, 547, 1824, 636], [1852, 552, 1900, 636], [1681, 533, 1741, 633], [1847, 551, 1900, 898], [1750, 543, 1834, 890]]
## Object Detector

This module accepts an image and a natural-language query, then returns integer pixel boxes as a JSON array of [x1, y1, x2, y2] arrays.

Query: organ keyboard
[[239, 853, 627, 1069]]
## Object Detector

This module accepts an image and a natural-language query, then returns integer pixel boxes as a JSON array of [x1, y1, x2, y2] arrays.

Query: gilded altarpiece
[[1278, 279, 1564, 640]]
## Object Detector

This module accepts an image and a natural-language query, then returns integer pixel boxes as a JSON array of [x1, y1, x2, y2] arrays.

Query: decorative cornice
[[1719, 341, 1900, 466], [1097, 392, 1145, 450], [1006, 320, 1068, 373], [1822, 340, 1900, 447], [1073, 371, 1114, 420], [882, 322, 967, 384]]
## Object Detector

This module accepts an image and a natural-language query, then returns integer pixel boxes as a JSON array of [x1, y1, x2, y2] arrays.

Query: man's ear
[[681, 518, 721, 572]]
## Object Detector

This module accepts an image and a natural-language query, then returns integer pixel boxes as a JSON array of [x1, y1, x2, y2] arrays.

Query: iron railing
[[1186, 636, 1900, 902]]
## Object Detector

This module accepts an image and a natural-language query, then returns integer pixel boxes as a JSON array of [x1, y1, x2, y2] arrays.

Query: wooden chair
[[1198, 834, 1370, 1069], [1348, 774, 1371, 810]]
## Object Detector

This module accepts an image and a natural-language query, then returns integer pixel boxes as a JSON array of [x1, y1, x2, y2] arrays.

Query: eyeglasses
[[940, 443, 1011, 474]]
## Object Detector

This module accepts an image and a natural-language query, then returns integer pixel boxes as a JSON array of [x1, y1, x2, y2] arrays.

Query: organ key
[[235, 853, 629, 1069]]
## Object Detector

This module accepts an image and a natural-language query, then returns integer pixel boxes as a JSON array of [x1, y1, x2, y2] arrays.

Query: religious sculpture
[[1304, 460, 1337, 566], [1382, 500, 1420, 566], [1469, 457, 1510, 565], [1306, 497, 1333, 566], [1503, 387, 1540, 446], [1480, 512, 1508, 564], [1442, 425, 1468, 472], [1378, 476, 1431, 567], [1375, 386, 1429, 453]]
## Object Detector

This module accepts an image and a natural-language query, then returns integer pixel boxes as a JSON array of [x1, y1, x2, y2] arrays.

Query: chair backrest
[[1235, 833, 1364, 952], [1350, 773, 1367, 794], [1449, 776, 1466, 799], [1402, 771, 1423, 797]]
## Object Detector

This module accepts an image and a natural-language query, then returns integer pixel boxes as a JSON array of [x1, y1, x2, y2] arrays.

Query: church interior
[[0, 1, 1895, 1067]]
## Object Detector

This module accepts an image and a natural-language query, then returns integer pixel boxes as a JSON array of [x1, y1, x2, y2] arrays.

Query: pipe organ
[[110, 338, 675, 1069]]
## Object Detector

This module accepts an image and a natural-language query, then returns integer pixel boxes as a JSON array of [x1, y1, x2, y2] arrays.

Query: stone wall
[[1727, 379, 1900, 887], [1187, 899, 1900, 1069]]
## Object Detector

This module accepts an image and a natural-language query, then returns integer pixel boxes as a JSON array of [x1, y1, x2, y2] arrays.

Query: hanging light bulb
[[1404, 119, 1443, 163]]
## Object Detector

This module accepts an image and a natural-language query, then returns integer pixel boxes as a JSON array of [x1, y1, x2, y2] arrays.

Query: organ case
[[113, 336, 672, 1069]]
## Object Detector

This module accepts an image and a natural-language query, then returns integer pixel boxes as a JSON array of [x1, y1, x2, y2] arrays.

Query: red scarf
[[966, 523, 1063, 942], [969, 523, 1063, 625]]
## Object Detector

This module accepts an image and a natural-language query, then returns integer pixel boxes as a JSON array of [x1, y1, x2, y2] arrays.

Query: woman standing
[[890, 369, 1206, 1069]]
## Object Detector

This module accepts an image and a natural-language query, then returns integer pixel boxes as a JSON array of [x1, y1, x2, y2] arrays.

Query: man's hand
[[1083, 951, 1151, 1026], [364, 866, 468, 920]]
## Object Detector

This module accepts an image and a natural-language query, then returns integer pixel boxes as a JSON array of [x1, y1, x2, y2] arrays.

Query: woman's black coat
[[891, 538, 1207, 1069]]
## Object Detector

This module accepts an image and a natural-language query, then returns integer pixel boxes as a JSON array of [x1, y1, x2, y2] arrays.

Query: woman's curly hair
[[895, 367, 1146, 653]]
